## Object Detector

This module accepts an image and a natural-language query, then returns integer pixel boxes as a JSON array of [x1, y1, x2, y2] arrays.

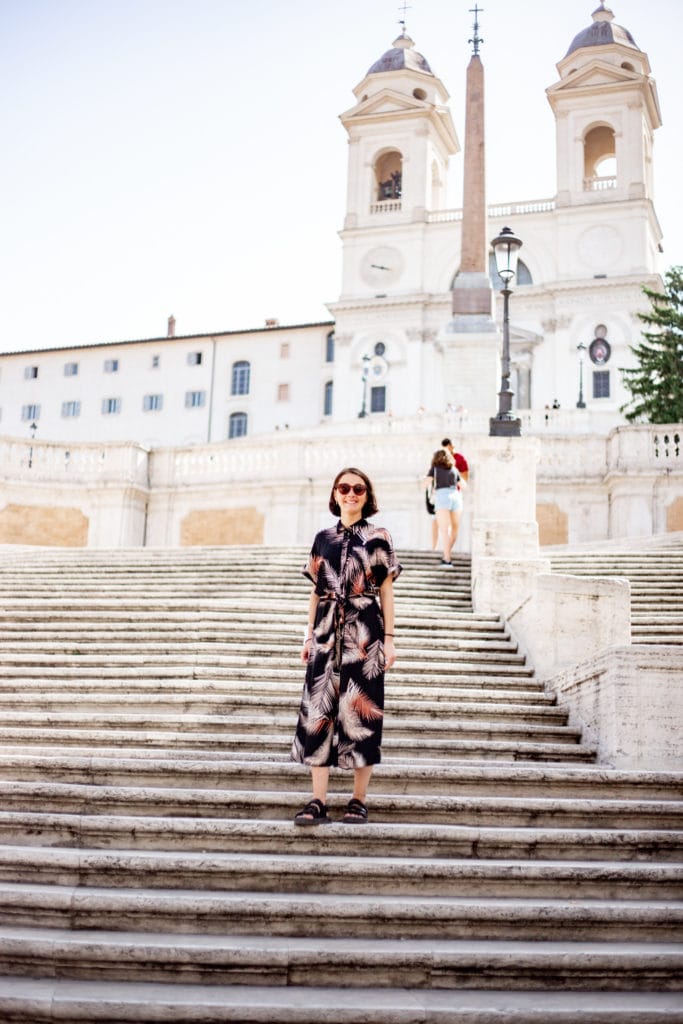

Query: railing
[[583, 175, 617, 192], [369, 200, 402, 214], [427, 198, 556, 224], [0, 436, 150, 486]]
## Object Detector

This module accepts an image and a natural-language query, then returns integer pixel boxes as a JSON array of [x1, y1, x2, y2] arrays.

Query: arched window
[[228, 411, 248, 439], [583, 125, 617, 190], [323, 380, 333, 417], [325, 331, 335, 363], [231, 361, 250, 395], [373, 150, 403, 204]]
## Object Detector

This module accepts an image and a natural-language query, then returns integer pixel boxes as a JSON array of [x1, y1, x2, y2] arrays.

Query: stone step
[[0, 813, 678, 861], [0, 846, 680, 901], [0, 929, 681, 993], [1, 881, 681, 941], [0, 711, 579, 745], [0, 733, 595, 763], [0, 694, 565, 724], [2, 755, 676, 800], [3, 782, 680, 829], [1, 978, 681, 1023], [0, 637, 522, 656], [0, 679, 555, 704]]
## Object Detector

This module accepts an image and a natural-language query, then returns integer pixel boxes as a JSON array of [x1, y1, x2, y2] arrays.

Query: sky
[[1, 0, 681, 354]]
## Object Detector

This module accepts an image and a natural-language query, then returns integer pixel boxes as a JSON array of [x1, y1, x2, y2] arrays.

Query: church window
[[324, 380, 333, 416], [229, 411, 248, 439], [374, 342, 386, 356], [231, 360, 250, 395], [593, 371, 610, 399], [370, 385, 386, 413], [325, 331, 335, 363]]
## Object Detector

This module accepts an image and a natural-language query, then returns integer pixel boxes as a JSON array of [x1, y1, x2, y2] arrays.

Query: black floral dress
[[291, 519, 402, 770]]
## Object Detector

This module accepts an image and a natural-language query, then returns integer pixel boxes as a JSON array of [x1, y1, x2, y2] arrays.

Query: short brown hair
[[328, 467, 379, 517]]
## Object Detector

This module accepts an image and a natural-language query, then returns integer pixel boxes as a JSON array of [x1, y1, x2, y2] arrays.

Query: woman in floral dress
[[291, 467, 401, 825]]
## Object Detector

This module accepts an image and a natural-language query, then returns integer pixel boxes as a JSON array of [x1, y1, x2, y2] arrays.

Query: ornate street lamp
[[358, 353, 371, 418], [489, 226, 522, 437], [576, 341, 587, 409], [28, 420, 37, 469]]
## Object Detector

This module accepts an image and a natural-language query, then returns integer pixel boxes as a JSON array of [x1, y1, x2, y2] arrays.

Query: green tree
[[620, 266, 683, 423]]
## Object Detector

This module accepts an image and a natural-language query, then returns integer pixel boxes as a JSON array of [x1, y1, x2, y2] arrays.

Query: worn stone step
[[0, 732, 596, 763], [1, 977, 682, 1023], [0, 712, 579, 745], [0, 679, 554, 704], [1, 755, 676, 800], [0, 694, 564, 724], [3, 782, 680, 829], [0, 813, 679, 861], [1, 882, 681, 941], [0, 847, 680, 901], [0, 929, 681, 993]]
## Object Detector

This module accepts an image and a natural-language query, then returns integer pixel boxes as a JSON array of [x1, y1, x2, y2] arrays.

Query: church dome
[[565, 3, 640, 57], [367, 32, 434, 76]]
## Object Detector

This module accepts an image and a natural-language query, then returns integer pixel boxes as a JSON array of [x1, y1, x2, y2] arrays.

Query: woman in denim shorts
[[425, 448, 460, 566]]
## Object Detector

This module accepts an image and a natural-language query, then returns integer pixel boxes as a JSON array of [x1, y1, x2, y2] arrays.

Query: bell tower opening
[[583, 124, 617, 191], [374, 150, 403, 206]]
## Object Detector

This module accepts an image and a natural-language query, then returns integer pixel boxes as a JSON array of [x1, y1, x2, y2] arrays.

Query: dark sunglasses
[[336, 482, 367, 495]]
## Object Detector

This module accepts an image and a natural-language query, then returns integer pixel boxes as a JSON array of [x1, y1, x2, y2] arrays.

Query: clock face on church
[[360, 246, 404, 287]]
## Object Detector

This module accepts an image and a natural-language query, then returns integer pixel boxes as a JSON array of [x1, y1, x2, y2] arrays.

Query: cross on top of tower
[[469, 3, 484, 55], [398, 0, 411, 35]]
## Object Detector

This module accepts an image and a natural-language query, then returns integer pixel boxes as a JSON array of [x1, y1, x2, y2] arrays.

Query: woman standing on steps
[[291, 467, 401, 826]]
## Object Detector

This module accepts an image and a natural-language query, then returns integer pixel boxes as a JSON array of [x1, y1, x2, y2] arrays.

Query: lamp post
[[358, 353, 371, 418], [489, 226, 522, 437], [576, 342, 587, 409], [28, 420, 37, 468]]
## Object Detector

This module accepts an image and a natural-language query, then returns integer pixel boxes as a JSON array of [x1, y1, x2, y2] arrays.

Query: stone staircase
[[550, 543, 683, 645], [0, 544, 681, 1022]]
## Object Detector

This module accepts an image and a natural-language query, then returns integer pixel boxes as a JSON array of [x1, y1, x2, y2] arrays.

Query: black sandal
[[343, 798, 369, 824], [294, 798, 331, 826]]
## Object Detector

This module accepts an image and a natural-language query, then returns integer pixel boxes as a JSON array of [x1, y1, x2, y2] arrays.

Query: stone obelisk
[[440, 5, 500, 418]]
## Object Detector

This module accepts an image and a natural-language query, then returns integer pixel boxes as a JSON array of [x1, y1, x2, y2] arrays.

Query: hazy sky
[[1, 0, 680, 353]]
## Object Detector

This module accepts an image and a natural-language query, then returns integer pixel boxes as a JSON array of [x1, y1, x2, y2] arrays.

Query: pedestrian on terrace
[[424, 447, 460, 566], [291, 467, 402, 826]]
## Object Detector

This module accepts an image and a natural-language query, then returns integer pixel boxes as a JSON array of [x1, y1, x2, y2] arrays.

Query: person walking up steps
[[425, 447, 460, 566], [291, 467, 402, 826]]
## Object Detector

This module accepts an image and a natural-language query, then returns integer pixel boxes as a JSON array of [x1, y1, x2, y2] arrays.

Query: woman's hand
[[301, 639, 312, 664], [384, 636, 396, 669]]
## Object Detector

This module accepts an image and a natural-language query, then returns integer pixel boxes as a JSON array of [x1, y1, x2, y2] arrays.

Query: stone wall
[[1, 421, 681, 550]]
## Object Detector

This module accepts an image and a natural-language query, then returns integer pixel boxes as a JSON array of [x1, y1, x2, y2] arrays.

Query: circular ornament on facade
[[360, 246, 404, 287], [589, 337, 611, 365], [368, 354, 388, 381], [577, 225, 622, 271]]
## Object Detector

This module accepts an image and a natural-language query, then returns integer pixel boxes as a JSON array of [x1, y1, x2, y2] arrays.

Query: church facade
[[0, 4, 666, 448]]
